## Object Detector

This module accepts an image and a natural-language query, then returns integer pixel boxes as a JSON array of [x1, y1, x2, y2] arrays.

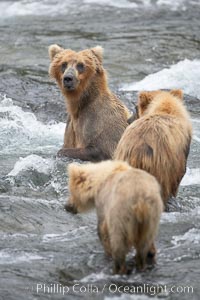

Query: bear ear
[[68, 163, 81, 179], [48, 44, 64, 61], [68, 163, 87, 185], [91, 46, 104, 63], [138, 91, 154, 116], [170, 89, 183, 101]]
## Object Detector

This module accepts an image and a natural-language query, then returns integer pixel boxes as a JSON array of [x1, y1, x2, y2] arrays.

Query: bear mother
[[49, 45, 130, 161]]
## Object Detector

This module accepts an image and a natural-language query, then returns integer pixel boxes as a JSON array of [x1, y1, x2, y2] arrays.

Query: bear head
[[65, 162, 96, 214], [49, 44, 104, 94], [138, 89, 183, 116], [65, 160, 131, 214]]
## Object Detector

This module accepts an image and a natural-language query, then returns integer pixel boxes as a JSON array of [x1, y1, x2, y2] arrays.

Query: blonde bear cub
[[65, 160, 163, 274], [115, 89, 192, 205]]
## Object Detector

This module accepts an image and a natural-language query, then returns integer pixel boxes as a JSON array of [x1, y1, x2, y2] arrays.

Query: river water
[[0, 0, 200, 299]]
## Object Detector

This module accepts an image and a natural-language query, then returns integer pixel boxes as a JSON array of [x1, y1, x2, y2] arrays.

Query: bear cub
[[65, 160, 163, 274], [115, 90, 192, 205]]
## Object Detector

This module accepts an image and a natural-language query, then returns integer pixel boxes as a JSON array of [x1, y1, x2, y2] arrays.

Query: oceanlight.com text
[[32, 283, 194, 296]]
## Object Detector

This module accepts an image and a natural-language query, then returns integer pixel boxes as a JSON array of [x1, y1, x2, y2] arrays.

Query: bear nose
[[63, 75, 73, 85]]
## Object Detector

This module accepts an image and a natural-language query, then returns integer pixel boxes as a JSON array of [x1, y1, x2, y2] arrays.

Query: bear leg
[[97, 220, 111, 257], [146, 243, 156, 265], [113, 257, 127, 275], [57, 147, 109, 162], [112, 247, 127, 274], [135, 244, 149, 271]]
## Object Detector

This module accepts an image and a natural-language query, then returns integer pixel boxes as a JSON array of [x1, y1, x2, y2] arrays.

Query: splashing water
[[122, 59, 200, 99], [0, 0, 195, 18], [0, 94, 65, 155]]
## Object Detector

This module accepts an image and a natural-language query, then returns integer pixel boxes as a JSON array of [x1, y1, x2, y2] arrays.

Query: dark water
[[0, 1, 200, 299]]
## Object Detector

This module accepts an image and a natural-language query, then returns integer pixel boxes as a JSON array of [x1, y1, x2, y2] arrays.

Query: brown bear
[[48, 45, 130, 161], [114, 89, 192, 205], [65, 160, 163, 274]]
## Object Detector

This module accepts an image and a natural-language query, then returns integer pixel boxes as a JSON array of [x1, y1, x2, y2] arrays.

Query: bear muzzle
[[63, 68, 79, 91], [64, 202, 78, 214]]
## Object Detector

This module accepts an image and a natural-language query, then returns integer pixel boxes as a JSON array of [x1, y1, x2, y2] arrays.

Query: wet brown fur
[[114, 90, 192, 205], [65, 160, 163, 274], [49, 45, 130, 161]]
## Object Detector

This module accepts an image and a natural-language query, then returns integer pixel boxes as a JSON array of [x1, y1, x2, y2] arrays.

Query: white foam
[[0, 0, 195, 17], [0, 0, 75, 17], [161, 212, 180, 224], [161, 207, 200, 224], [80, 270, 142, 284], [82, 0, 197, 12], [0, 194, 60, 205], [172, 228, 200, 246], [193, 135, 200, 143], [42, 226, 88, 243], [0, 233, 36, 239], [192, 118, 200, 123], [157, 0, 187, 11], [181, 168, 200, 186], [84, 0, 140, 9], [0, 250, 43, 264], [0, 94, 65, 155], [192, 119, 200, 143], [122, 59, 200, 99], [80, 271, 111, 283], [8, 154, 54, 177]]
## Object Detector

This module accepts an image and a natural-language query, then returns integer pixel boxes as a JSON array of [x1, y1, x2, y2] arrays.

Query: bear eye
[[61, 62, 67, 73], [77, 63, 85, 73]]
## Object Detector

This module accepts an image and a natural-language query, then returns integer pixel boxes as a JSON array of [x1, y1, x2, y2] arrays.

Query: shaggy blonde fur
[[65, 160, 163, 274], [114, 89, 192, 205], [67, 160, 131, 212]]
